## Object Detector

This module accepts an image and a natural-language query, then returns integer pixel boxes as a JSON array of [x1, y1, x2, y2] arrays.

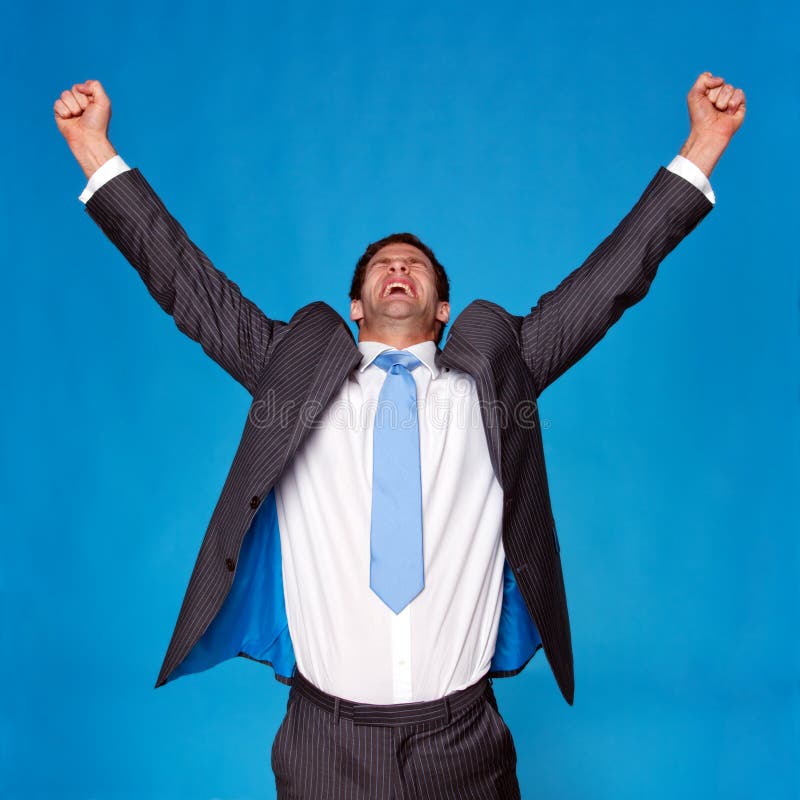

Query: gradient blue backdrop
[[2, 1, 797, 798]]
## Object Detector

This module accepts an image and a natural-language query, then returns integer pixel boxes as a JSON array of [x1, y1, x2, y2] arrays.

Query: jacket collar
[[295, 303, 502, 484]]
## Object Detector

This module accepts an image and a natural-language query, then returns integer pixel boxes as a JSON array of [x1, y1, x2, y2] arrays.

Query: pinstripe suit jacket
[[85, 167, 711, 705]]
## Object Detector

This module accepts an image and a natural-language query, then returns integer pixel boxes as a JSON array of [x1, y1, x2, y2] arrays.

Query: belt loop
[[443, 696, 451, 725], [333, 697, 340, 725]]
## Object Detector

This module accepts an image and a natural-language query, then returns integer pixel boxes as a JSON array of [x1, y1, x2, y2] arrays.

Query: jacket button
[[225, 558, 235, 572], [249, 495, 260, 509]]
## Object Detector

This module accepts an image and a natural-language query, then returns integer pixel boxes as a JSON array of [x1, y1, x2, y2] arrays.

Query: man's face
[[350, 243, 450, 342]]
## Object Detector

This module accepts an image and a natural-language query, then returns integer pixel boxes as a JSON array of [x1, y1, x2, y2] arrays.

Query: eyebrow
[[369, 255, 429, 266]]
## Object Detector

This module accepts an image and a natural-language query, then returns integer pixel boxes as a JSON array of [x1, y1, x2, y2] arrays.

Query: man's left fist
[[688, 72, 746, 145]]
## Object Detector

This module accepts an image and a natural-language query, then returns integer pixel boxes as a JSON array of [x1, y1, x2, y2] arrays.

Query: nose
[[388, 257, 410, 274]]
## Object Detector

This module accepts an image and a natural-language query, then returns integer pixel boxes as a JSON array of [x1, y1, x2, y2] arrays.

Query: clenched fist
[[688, 73, 746, 141], [54, 80, 117, 179], [680, 72, 746, 178]]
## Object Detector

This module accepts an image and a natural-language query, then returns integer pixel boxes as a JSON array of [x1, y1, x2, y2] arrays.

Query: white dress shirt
[[79, 155, 715, 704], [274, 341, 506, 703]]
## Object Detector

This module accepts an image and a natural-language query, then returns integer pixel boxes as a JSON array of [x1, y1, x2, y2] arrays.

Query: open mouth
[[382, 281, 416, 298]]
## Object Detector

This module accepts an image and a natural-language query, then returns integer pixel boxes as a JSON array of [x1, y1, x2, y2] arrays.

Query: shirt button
[[225, 558, 236, 572], [398, 660, 407, 667], [249, 495, 260, 509]]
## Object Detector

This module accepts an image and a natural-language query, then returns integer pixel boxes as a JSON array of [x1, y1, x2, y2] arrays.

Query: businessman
[[55, 73, 745, 798]]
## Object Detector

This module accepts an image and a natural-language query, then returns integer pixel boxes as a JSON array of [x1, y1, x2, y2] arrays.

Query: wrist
[[679, 132, 729, 179], [70, 135, 118, 180]]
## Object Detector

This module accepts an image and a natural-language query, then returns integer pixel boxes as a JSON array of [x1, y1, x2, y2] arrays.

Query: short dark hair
[[349, 233, 451, 344]]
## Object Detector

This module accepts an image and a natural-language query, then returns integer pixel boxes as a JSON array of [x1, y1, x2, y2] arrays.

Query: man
[[54, 72, 745, 798]]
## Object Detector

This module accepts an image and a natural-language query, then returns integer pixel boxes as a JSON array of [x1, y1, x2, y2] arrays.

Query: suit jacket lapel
[[276, 306, 504, 485], [439, 333, 503, 485], [283, 318, 361, 464]]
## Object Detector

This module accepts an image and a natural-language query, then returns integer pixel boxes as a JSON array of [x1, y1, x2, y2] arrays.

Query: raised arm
[[521, 72, 746, 396], [54, 80, 283, 395]]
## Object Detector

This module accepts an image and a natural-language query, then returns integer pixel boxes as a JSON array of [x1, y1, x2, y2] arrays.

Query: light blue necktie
[[370, 351, 424, 613]]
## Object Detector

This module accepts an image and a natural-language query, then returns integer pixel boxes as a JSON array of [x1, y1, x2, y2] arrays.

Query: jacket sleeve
[[85, 168, 284, 395], [520, 168, 713, 396]]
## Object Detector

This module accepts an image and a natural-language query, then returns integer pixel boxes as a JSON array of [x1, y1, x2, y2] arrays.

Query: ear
[[435, 301, 450, 326], [350, 298, 364, 324]]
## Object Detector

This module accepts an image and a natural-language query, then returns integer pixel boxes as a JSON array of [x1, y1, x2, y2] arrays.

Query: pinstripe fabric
[[272, 675, 520, 799], [290, 670, 492, 725], [84, 166, 712, 707]]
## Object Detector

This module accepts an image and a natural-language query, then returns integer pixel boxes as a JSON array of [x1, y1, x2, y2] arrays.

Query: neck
[[357, 322, 438, 350], [359, 333, 435, 349]]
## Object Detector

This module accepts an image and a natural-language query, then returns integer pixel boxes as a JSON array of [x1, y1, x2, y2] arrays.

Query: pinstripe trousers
[[271, 672, 521, 799]]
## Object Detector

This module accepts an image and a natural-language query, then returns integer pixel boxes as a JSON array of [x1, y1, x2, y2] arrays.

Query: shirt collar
[[358, 340, 439, 379]]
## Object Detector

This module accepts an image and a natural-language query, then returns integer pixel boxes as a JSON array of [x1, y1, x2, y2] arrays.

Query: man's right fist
[[54, 80, 117, 179], [54, 80, 111, 142]]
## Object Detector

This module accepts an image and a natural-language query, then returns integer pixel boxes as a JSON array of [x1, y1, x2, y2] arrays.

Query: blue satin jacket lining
[[170, 490, 541, 683]]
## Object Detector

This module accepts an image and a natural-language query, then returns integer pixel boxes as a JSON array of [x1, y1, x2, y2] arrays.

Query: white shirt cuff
[[78, 153, 714, 206], [79, 155, 131, 204], [666, 154, 715, 205]]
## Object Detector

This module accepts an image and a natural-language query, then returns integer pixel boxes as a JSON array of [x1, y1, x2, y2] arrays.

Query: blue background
[[2, 0, 797, 797]]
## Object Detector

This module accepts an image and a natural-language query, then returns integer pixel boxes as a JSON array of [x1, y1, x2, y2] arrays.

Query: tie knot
[[372, 351, 423, 374]]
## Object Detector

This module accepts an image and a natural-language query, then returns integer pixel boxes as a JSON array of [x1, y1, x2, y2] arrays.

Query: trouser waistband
[[290, 670, 492, 727]]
